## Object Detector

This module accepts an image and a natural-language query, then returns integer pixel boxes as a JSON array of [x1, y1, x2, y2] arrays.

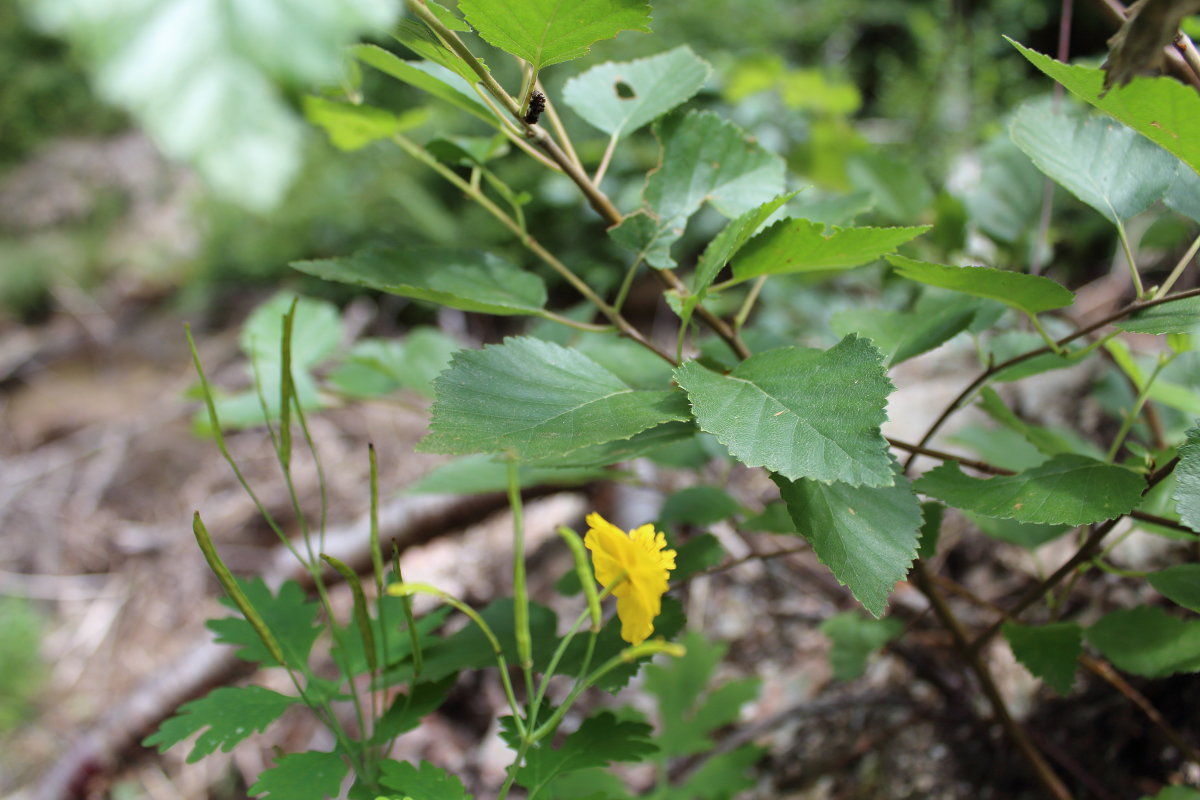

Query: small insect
[[524, 90, 546, 125]]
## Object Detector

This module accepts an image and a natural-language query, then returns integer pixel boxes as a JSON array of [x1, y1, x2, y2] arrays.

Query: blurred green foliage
[[0, 599, 44, 732]]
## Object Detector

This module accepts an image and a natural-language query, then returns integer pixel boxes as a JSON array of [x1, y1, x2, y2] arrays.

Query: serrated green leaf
[[380, 759, 472, 800], [917, 502, 944, 560], [1010, 39, 1200, 177], [395, 16, 483, 82], [830, 293, 980, 367], [887, 254, 1073, 315], [1175, 425, 1200, 533], [333, 601, 450, 678], [562, 46, 711, 138], [250, 751, 349, 800], [293, 245, 546, 316], [529, 421, 698, 468], [914, 455, 1145, 526], [1010, 97, 1178, 224], [728, 218, 929, 285], [1087, 606, 1200, 678], [821, 611, 904, 681], [303, 96, 398, 151], [665, 743, 763, 800], [206, 578, 321, 668], [631, 111, 786, 268], [692, 192, 799, 293], [143, 686, 298, 762], [353, 45, 497, 124], [1118, 297, 1200, 335], [29, 0, 398, 210], [969, 513, 1070, 550], [518, 711, 656, 795], [607, 211, 678, 269], [419, 337, 691, 460], [1003, 621, 1081, 694], [775, 466, 922, 617], [675, 337, 894, 486], [458, 0, 650, 73], [1149, 563, 1200, 613]]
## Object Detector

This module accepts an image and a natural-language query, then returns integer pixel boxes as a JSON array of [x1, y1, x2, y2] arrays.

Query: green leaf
[[1165, 165, 1200, 223], [630, 111, 786, 268], [1010, 97, 1178, 225], [419, 337, 690, 460], [692, 192, 799, 293], [517, 711, 656, 795], [914, 455, 1145, 526], [845, 150, 934, 224], [1149, 563, 1200, 613], [328, 328, 459, 400], [727, 218, 930, 285], [1087, 606, 1200, 678], [1141, 787, 1200, 800], [1002, 621, 1081, 695], [371, 675, 458, 744], [674, 336, 894, 486], [671, 533, 726, 583], [1117, 297, 1200, 335], [562, 46, 711, 138], [554, 597, 686, 691], [250, 751, 349, 800], [1174, 425, 1200, 533], [741, 502, 796, 534], [659, 487, 743, 528], [917, 502, 944, 559], [963, 134, 1046, 246], [643, 632, 760, 758], [293, 245, 547, 316], [303, 96, 399, 151], [821, 611, 904, 681], [27, 0, 398, 210], [395, 16, 484, 82], [353, 45, 497, 124], [529, 421, 698, 468], [969, 513, 1070, 550], [1010, 39, 1200, 177], [404, 453, 608, 494], [458, 0, 650, 73], [976, 387, 1105, 460], [830, 293, 981, 366], [206, 578, 321, 668], [887, 255, 1074, 315], [143, 686, 298, 762], [379, 760, 472, 800], [665, 744, 763, 800], [775, 468, 922, 617], [242, 293, 341, 373]]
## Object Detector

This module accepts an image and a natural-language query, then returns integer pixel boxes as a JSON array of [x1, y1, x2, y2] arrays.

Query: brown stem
[[910, 562, 1073, 799]]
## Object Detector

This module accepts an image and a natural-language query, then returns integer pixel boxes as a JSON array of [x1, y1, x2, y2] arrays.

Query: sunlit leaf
[[303, 96, 398, 151], [563, 46, 711, 138], [674, 336, 894, 486]]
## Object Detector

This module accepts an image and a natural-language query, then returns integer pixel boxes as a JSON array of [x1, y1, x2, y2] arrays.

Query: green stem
[[733, 276, 768, 332], [1152, 232, 1200, 300], [1116, 219, 1146, 299], [1106, 352, 1173, 462], [506, 461, 535, 697], [1027, 312, 1064, 355]]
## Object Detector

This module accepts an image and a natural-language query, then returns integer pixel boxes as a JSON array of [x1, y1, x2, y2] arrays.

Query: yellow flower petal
[[584, 512, 676, 645]]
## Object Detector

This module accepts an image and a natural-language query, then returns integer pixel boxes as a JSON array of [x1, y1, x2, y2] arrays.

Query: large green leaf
[[1087, 606, 1200, 678], [887, 254, 1074, 315], [1117, 296, 1200, 335], [1175, 425, 1200, 533], [28, 0, 398, 211], [293, 245, 546, 315], [674, 336, 894, 486], [1010, 40, 1200, 177], [775, 467, 923, 616], [458, 0, 650, 73], [1149, 563, 1200, 613], [618, 111, 786, 268], [249, 751, 349, 800], [726, 218, 929, 285], [353, 45, 496, 124], [913, 455, 1146, 526], [692, 193, 798, 293], [562, 46, 711, 138], [143, 685, 299, 762], [1002, 621, 1081, 695], [419, 337, 691, 459], [1010, 97, 1178, 225]]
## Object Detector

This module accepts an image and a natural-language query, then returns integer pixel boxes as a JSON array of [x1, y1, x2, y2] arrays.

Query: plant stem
[[593, 132, 620, 185], [1115, 219, 1146, 298], [733, 276, 768, 332], [1105, 353, 1172, 461], [1152, 231, 1200, 299], [910, 562, 1073, 800], [506, 461, 535, 696]]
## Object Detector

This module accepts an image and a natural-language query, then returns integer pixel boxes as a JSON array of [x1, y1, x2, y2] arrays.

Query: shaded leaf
[[1010, 40, 1200, 177], [293, 245, 547, 316], [728, 218, 930, 285], [371, 675, 459, 744], [914, 455, 1145, 526], [562, 46, 711, 138], [671, 534, 726, 583], [143, 686, 298, 762], [1087, 606, 1200, 678], [659, 486, 742, 528], [379, 759, 472, 800], [250, 751, 349, 800], [917, 502, 945, 560], [419, 337, 691, 460], [821, 611, 904, 680], [607, 211, 678, 270], [207, 578, 321, 668], [976, 387, 1105, 460], [517, 711, 656, 795], [353, 45, 497, 124], [1165, 165, 1200, 223], [1149, 563, 1200, 613], [1003, 621, 1081, 694], [458, 0, 651, 73], [845, 150, 934, 224], [675, 336, 894, 486], [887, 254, 1074, 315], [1010, 97, 1178, 224], [1118, 297, 1200, 335], [831, 293, 981, 366], [969, 513, 1070, 550], [963, 133, 1046, 245], [1174, 425, 1200, 533], [665, 743, 762, 800], [775, 467, 922, 616], [404, 453, 608, 495], [328, 328, 459, 400]]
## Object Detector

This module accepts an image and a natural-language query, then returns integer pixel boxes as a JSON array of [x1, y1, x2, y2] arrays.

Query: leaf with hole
[[562, 46, 711, 138], [674, 336, 894, 486], [914, 455, 1145, 526]]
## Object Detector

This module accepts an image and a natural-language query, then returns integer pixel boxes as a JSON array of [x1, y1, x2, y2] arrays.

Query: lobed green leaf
[[143, 686, 299, 762]]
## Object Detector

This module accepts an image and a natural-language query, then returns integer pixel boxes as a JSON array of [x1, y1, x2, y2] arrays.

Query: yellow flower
[[584, 512, 677, 645]]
